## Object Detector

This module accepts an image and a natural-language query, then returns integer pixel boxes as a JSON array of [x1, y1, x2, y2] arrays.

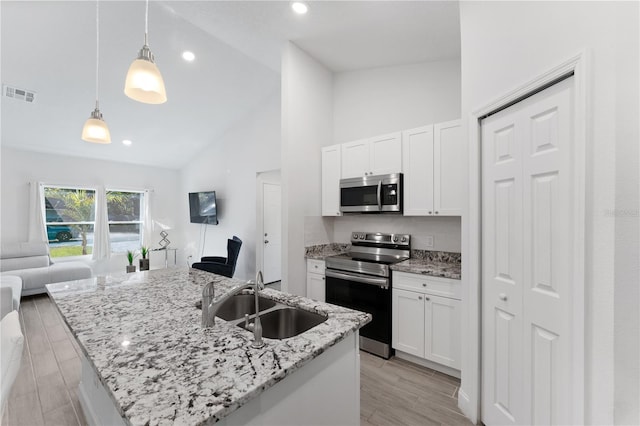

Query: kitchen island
[[46, 268, 371, 425]]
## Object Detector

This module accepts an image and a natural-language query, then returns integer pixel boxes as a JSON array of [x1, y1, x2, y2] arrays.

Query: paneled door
[[481, 77, 573, 425], [262, 182, 281, 284]]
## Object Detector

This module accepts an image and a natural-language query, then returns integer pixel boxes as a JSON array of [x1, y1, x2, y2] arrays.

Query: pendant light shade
[[82, 0, 111, 144], [124, 0, 167, 104], [82, 103, 111, 144], [124, 45, 167, 104]]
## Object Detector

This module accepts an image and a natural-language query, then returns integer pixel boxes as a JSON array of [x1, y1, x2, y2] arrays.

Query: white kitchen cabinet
[[433, 120, 464, 216], [306, 259, 326, 302], [402, 119, 463, 216], [341, 132, 402, 178], [321, 144, 342, 217], [392, 271, 461, 370], [425, 294, 461, 369], [392, 288, 425, 357]]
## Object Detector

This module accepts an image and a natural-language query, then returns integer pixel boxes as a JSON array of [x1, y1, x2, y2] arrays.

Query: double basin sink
[[213, 293, 327, 339]]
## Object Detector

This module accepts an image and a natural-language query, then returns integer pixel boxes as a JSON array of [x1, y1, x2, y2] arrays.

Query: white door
[[392, 288, 425, 357], [321, 144, 342, 217], [481, 78, 573, 425], [402, 125, 434, 216], [433, 120, 464, 216], [369, 132, 402, 175], [341, 139, 370, 178], [262, 182, 281, 284], [425, 295, 461, 369]]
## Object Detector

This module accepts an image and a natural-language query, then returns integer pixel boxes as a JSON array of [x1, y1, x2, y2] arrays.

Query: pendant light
[[82, 0, 111, 144], [124, 0, 167, 104]]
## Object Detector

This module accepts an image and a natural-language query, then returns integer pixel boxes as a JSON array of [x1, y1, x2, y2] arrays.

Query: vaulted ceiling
[[1, 1, 460, 169]]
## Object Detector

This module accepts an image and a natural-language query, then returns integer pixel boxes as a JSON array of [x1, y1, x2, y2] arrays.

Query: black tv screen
[[189, 191, 218, 224]]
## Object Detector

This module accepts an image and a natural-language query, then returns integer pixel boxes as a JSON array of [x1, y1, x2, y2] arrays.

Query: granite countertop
[[304, 243, 349, 260], [390, 250, 462, 280], [46, 268, 370, 426]]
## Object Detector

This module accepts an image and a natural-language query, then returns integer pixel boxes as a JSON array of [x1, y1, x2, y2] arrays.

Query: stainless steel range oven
[[325, 232, 410, 359]]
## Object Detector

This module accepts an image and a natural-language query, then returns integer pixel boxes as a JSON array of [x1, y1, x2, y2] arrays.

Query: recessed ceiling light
[[182, 51, 195, 62], [122, 139, 132, 146], [291, 2, 308, 14]]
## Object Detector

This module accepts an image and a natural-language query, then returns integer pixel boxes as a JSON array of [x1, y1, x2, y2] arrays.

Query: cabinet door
[[433, 120, 464, 216], [369, 132, 402, 176], [392, 288, 425, 357], [402, 125, 434, 216], [425, 295, 461, 369], [306, 273, 326, 302], [341, 139, 370, 178], [321, 144, 342, 216]]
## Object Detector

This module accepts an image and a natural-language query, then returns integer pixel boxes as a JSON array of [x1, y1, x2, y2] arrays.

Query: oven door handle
[[325, 269, 389, 289], [377, 180, 382, 211]]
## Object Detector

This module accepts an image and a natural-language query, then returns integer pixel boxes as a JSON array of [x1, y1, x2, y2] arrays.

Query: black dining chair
[[191, 236, 242, 278]]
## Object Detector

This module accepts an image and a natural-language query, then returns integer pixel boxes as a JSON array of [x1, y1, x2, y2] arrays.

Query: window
[[44, 187, 96, 258], [107, 190, 144, 253]]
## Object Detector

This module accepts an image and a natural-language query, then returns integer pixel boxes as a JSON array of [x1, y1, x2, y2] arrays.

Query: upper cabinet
[[341, 132, 402, 178], [403, 119, 463, 216], [321, 144, 342, 217], [322, 120, 464, 217]]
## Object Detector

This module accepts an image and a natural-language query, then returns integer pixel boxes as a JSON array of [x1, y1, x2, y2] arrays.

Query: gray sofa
[[0, 242, 92, 297]]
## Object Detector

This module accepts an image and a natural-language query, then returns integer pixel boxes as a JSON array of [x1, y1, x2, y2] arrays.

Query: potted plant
[[126, 250, 137, 273], [139, 246, 150, 271]]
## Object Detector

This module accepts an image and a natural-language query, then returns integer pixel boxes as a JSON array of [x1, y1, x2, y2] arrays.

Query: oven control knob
[[401, 237, 406, 242], [360, 234, 365, 239], [393, 236, 398, 242]]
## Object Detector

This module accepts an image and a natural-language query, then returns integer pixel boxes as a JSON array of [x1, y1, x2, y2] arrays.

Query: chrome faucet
[[201, 272, 266, 349], [245, 271, 265, 348]]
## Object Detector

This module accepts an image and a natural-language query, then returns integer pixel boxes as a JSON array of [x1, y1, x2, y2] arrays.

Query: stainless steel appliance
[[325, 231, 410, 358], [339, 173, 403, 214]]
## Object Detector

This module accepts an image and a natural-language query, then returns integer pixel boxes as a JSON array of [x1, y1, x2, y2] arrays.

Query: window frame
[[42, 185, 97, 258], [106, 189, 146, 254]]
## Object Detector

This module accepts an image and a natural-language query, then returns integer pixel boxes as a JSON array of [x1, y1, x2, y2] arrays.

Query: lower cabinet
[[306, 259, 326, 302], [392, 272, 461, 370]]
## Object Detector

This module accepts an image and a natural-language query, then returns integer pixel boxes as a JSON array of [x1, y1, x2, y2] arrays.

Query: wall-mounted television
[[189, 191, 218, 225]]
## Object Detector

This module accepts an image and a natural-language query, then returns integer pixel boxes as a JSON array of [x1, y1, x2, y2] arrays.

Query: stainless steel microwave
[[339, 173, 403, 213]]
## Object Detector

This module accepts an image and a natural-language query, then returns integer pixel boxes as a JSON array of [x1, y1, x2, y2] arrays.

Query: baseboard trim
[[394, 350, 461, 379], [458, 388, 478, 424]]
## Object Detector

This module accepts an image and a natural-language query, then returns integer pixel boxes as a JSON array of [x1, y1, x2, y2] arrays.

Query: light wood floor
[[4, 295, 472, 426]]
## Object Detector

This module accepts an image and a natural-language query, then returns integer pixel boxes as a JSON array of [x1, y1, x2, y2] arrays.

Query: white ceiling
[[1, 1, 460, 170]]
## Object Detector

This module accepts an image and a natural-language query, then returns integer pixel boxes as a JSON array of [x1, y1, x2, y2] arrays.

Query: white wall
[[179, 92, 281, 282], [333, 60, 461, 143], [458, 1, 639, 424], [332, 216, 461, 253], [0, 147, 180, 273], [281, 42, 333, 295]]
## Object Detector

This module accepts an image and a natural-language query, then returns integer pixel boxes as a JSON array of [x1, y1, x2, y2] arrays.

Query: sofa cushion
[[0, 262, 91, 293], [1, 242, 50, 272], [49, 262, 92, 284], [0, 276, 22, 311]]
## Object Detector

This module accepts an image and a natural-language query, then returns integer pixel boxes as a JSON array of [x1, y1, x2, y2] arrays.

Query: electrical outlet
[[425, 236, 434, 248]]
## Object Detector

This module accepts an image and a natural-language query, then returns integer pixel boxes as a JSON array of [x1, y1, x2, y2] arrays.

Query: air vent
[[3, 84, 36, 103]]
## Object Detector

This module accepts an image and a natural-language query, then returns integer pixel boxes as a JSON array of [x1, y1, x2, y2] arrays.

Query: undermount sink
[[214, 294, 277, 321], [242, 307, 327, 339]]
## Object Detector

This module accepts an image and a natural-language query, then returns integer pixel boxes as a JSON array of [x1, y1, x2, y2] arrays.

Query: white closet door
[[482, 78, 574, 426], [481, 106, 525, 426]]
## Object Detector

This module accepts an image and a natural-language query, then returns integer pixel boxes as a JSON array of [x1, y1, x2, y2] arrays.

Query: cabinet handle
[[418, 296, 423, 300], [499, 293, 508, 301], [322, 277, 325, 280], [422, 283, 427, 287], [428, 211, 432, 214], [314, 265, 318, 269], [425, 297, 430, 301], [435, 211, 439, 214], [337, 212, 340, 216]]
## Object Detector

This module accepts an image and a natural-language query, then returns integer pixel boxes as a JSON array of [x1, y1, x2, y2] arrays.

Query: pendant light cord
[[95, 0, 100, 107], [144, 0, 149, 46]]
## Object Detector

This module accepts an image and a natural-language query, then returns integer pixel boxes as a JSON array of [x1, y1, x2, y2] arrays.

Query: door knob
[[264, 240, 269, 244], [499, 293, 507, 301]]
